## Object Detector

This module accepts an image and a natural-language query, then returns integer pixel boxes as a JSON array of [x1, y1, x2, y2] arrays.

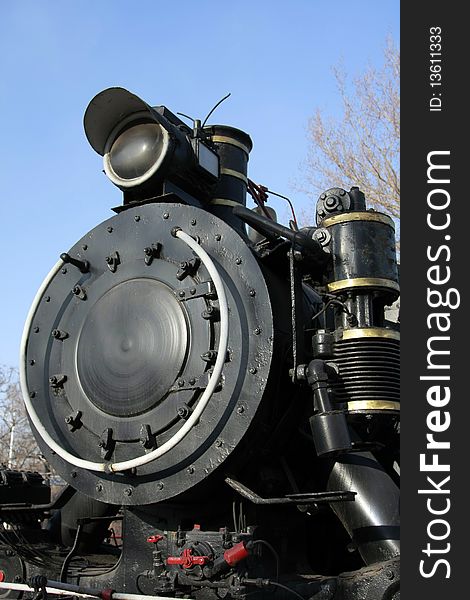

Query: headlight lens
[[108, 122, 166, 180]]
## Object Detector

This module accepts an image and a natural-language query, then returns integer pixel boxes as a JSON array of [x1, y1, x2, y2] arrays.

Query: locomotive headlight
[[84, 87, 178, 190], [84, 87, 220, 197], [103, 117, 171, 187]]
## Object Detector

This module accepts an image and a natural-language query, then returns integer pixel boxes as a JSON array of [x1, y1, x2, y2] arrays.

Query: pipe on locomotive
[[327, 451, 400, 564], [0, 581, 187, 600], [19, 230, 229, 473]]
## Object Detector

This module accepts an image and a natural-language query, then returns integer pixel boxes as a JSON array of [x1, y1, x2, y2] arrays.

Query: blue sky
[[0, 1, 399, 367]]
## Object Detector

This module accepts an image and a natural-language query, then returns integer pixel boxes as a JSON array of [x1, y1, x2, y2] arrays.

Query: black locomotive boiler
[[0, 88, 400, 600]]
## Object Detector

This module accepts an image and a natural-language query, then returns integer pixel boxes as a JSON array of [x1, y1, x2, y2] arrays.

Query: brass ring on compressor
[[327, 277, 400, 293], [210, 135, 252, 156], [322, 211, 395, 229], [347, 400, 400, 412], [340, 327, 400, 341], [220, 168, 248, 184]]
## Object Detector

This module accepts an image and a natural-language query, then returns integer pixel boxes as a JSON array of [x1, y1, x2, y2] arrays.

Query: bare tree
[[0, 365, 47, 471], [302, 38, 399, 220]]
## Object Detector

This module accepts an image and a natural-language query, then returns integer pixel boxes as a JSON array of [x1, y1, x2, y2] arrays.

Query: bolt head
[[249, 289, 256, 297], [190, 219, 197, 226], [215, 234, 221, 241], [124, 487, 133, 496], [163, 212, 169, 219], [157, 482, 164, 491], [237, 405, 245, 414], [107, 226, 113, 233], [134, 215, 141, 222], [177, 405, 190, 420], [325, 196, 337, 208], [249, 367, 257, 374], [254, 327, 261, 335], [187, 466, 195, 474]]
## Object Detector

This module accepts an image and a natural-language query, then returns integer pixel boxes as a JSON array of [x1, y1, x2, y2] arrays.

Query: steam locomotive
[[0, 88, 400, 600]]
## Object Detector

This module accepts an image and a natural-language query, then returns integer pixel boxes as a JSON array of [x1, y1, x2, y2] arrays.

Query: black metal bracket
[[225, 477, 355, 505], [174, 281, 215, 301], [49, 374, 67, 389], [106, 251, 121, 273], [144, 243, 162, 265], [169, 369, 222, 393], [176, 257, 200, 281]]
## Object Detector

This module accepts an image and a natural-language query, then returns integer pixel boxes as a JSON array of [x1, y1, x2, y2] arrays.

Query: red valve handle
[[167, 548, 210, 568], [147, 534, 164, 544]]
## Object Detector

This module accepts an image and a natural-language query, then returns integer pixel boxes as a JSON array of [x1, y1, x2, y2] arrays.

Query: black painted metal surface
[[2, 87, 401, 600], [24, 202, 277, 505]]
